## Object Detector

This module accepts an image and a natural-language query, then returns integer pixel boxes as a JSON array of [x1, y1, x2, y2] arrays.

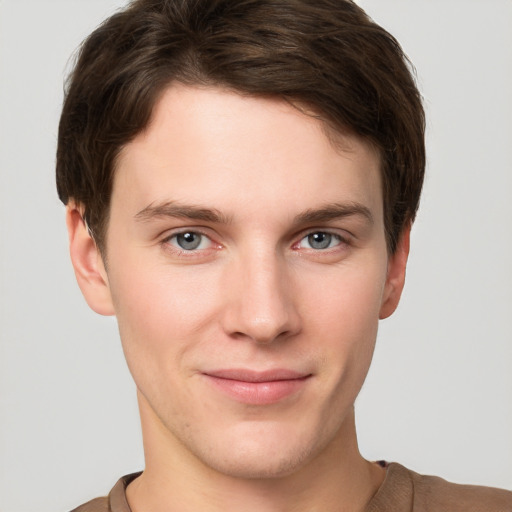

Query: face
[[73, 85, 407, 479]]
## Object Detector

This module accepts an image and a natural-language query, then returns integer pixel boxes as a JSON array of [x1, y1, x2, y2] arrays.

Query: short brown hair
[[56, 0, 425, 254]]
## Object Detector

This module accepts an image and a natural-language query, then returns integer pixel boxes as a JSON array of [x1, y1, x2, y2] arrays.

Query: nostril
[[228, 313, 300, 344], [220, 258, 302, 344]]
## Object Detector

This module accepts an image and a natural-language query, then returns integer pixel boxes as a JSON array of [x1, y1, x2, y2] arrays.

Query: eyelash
[[298, 230, 351, 250], [160, 229, 351, 257], [161, 230, 218, 256]]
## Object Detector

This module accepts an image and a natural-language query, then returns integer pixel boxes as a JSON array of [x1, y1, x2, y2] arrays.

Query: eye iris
[[176, 232, 202, 250], [308, 232, 332, 249]]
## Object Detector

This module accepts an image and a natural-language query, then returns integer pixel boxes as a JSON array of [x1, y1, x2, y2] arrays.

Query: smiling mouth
[[202, 369, 312, 405]]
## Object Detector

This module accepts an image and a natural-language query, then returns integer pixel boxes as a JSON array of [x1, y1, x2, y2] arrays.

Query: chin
[[185, 421, 328, 480], [205, 447, 313, 480]]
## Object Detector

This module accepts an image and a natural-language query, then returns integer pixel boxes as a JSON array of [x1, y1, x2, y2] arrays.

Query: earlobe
[[379, 225, 411, 320], [66, 204, 115, 316]]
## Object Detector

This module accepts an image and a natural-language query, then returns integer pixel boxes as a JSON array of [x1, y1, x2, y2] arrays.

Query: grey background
[[1, 1, 511, 510]]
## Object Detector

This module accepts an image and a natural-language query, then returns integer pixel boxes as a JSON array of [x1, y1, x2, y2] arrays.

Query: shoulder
[[408, 465, 512, 512], [390, 462, 512, 512], [70, 496, 109, 512], [69, 472, 141, 512]]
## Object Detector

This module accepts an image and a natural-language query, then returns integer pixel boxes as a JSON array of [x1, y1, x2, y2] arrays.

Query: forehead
[[113, 85, 383, 225]]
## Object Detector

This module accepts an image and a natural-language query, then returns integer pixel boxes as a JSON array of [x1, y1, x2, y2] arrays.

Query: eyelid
[[294, 227, 351, 245], [160, 227, 222, 254], [160, 226, 213, 242], [158, 226, 352, 257], [169, 232, 211, 250]]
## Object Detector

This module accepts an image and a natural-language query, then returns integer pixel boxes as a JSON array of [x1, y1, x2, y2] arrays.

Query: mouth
[[202, 369, 312, 405]]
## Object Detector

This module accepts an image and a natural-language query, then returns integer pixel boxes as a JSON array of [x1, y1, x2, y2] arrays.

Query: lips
[[202, 369, 311, 405]]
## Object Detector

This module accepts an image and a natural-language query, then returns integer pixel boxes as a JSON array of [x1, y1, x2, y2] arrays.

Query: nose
[[220, 251, 301, 344]]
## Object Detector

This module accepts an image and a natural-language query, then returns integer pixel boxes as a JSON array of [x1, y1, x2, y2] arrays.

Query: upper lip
[[203, 369, 311, 382]]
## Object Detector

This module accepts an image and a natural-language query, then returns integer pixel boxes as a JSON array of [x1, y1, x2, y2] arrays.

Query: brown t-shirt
[[71, 463, 512, 512]]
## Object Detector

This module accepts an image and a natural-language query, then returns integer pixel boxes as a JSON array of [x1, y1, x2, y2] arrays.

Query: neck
[[127, 392, 385, 512]]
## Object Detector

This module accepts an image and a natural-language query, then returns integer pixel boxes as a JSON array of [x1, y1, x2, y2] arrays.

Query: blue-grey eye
[[174, 232, 204, 250], [299, 232, 341, 250], [308, 232, 332, 249]]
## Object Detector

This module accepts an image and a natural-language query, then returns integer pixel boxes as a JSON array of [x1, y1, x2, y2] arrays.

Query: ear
[[66, 204, 115, 316], [379, 225, 411, 319]]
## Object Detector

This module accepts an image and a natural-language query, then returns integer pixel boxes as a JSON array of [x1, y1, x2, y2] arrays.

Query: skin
[[67, 85, 409, 512]]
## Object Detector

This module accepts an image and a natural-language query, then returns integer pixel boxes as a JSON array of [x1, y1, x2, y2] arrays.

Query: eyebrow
[[134, 201, 232, 224], [134, 200, 373, 226], [292, 202, 374, 226]]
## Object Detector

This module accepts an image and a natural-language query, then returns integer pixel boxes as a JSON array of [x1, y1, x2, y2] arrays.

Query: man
[[56, 0, 512, 510]]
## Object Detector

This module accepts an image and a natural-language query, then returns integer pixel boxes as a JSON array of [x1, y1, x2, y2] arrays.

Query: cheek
[[110, 257, 219, 327], [303, 261, 386, 337], [301, 259, 387, 383], [107, 260, 222, 379]]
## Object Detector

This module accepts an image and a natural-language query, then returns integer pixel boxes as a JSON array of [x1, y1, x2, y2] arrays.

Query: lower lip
[[204, 375, 310, 405]]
